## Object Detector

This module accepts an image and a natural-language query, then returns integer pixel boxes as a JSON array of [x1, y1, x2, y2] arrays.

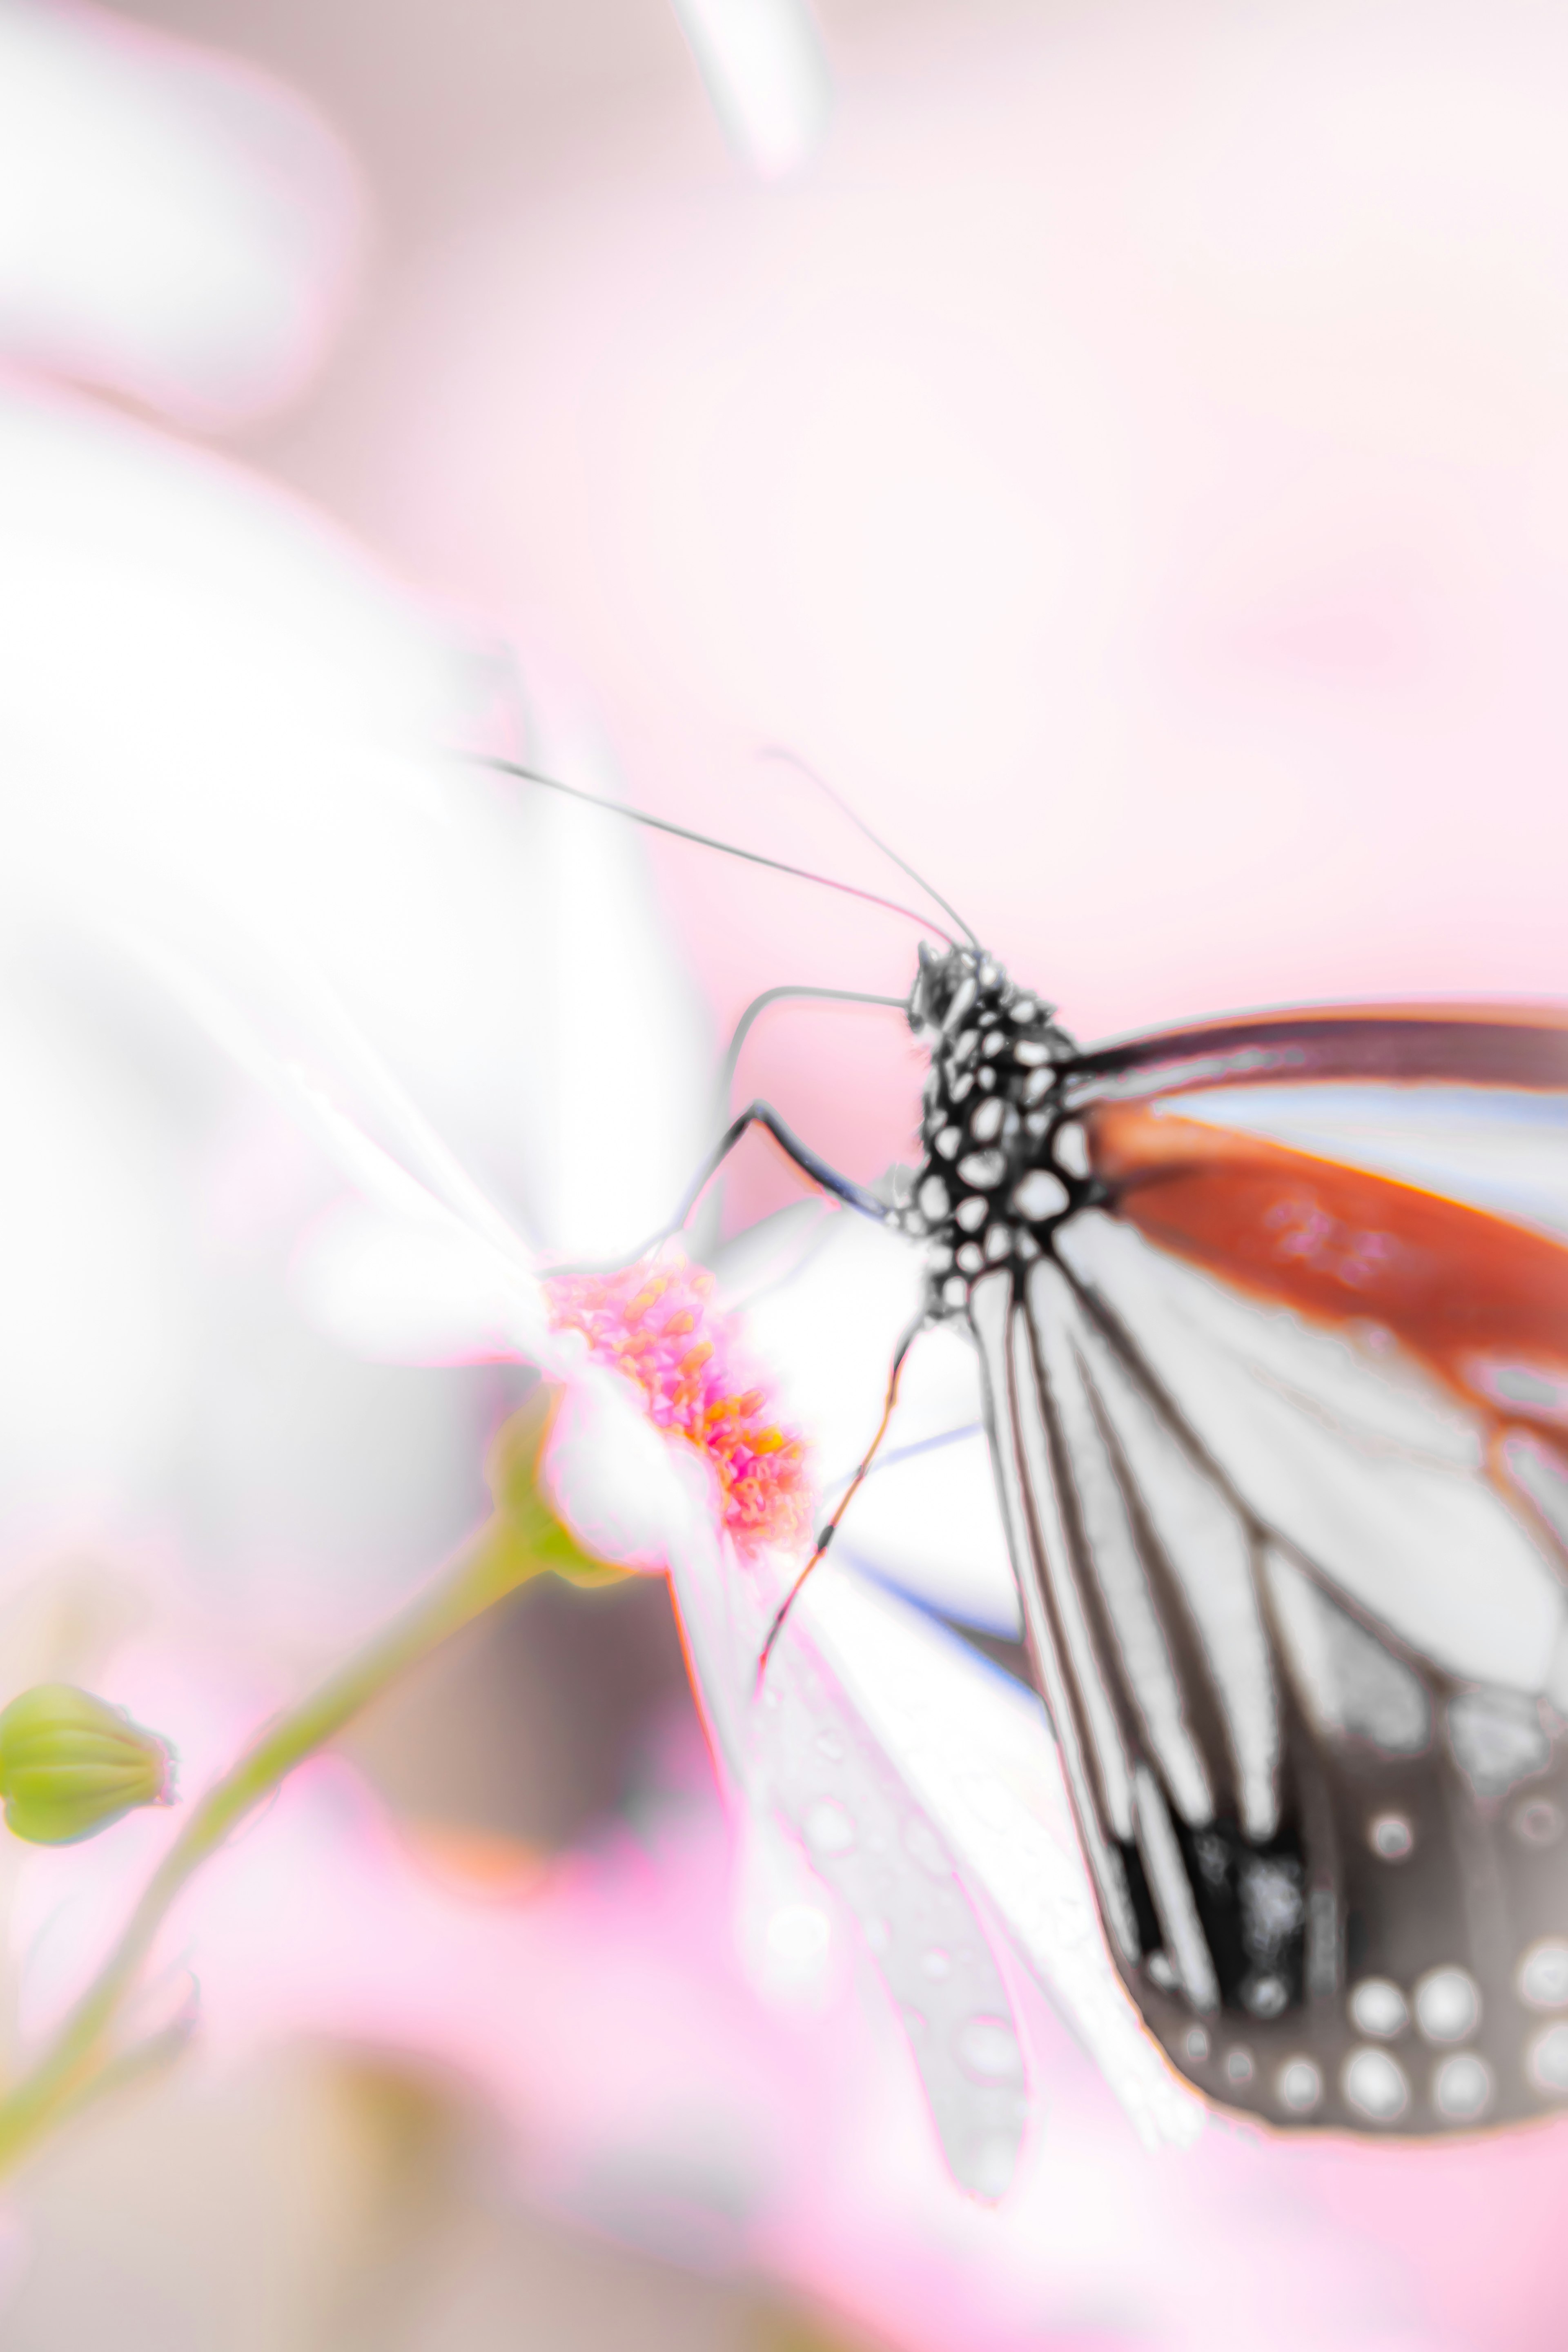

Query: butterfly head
[[908, 942, 998, 1041], [899, 946, 1087, 1315]]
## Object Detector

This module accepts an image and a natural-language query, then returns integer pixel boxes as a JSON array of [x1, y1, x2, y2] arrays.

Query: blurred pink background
[[5, 1, 1568, 2345], [196, 0, 1568, 1218]]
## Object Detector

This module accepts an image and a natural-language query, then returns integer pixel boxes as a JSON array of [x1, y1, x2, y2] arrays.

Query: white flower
[[287, 889, 1203, 2191], [0, 0, 1200, 2196]]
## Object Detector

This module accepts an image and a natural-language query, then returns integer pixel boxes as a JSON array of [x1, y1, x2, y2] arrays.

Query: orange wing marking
[[1089, 1104, 1568, 1444]]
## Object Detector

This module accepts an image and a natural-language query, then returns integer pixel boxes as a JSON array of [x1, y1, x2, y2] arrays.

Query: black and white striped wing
[[971, 1004, 1568, 2135]]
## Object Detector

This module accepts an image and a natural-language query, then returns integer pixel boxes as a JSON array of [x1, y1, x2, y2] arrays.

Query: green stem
[[0, 1402, 586, 2176]]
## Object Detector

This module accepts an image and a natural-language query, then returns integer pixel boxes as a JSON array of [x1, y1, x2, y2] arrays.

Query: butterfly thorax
[[902, 944, 1094, 1316]]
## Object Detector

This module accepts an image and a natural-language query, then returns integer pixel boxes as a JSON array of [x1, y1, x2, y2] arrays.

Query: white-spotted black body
[[903, 942, 1096, 1314]]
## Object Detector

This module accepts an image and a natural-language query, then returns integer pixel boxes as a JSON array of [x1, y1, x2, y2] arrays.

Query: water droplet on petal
[[903, 1815, 951, 1877], [921, 1946, 953, 1982], [815, 1729, 846, 1763], [966, 2132, 1019, 2201], [766, 1905, 831, 1962], [803, 1797, 856, 1856], [956, 2014, 1024, 2084]]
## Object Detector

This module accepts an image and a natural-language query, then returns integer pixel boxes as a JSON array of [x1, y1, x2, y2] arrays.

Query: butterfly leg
[[678, 1100, 890, 1229], [756, 1311, 926, 1689], [553, 1100, 893, 1279]]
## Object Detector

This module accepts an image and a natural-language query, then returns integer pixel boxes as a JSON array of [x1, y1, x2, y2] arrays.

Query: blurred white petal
[[0, 0, 359, 422], [803, 1568, 1205, 2153], [0, 383, 712, 1272], [498, 683, 713, 1260], [712, 1209, 1196, 2148], [731, 1812, 838, 2011], [841, 1431, 1021, 1641], [0, 387, 452, 886], [659, 1474, 1032, 2197], [290, 1200, 526, 1366], [672, 0, 831, 180], [543, 1365, 708, 1576], [754, 1610, 1032, 2198], [0, 977, 194, 1534], [120, 923, 553, 1371]]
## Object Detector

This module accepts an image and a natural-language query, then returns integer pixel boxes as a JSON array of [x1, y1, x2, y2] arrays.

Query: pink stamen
[[544, 1250, 813, 1558]]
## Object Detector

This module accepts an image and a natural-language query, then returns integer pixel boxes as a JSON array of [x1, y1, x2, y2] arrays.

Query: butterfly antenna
[[470, 755, 959, 947], [759, 746, 980, 950], [754, 1314, 924, 1693]]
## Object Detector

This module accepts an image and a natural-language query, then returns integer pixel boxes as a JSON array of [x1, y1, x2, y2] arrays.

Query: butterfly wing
[[974, 1004, 1568, 2133]]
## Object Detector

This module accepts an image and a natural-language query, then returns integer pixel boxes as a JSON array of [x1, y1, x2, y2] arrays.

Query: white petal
[[727, 1209, 1022, 1632], [0, 2, 358, 421], [801, 1568, 1205, 2152], [0, 980, 194, 1516], [543, 1367, 708, 1577], [290, 1199, 531, 1366], [662, 1506, 1030, 2196], [839, 1428, 1022, 1639], [672, 0, 831, 180], [756, 1608, 1033, 2198], [499, 682, 713, 1260], [731, 1811, 838, 2012]]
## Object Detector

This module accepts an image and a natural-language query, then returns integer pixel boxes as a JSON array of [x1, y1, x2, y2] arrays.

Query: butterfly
[[881, 947, 1568, 2137], [487, 753, 1568, 2137]]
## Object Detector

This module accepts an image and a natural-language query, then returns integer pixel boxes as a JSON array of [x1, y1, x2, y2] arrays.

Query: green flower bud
[[0, 1684, 176, 1845]]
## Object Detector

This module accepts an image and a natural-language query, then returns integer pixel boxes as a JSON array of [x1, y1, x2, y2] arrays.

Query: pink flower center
[[544, 1250, 813, 1557]]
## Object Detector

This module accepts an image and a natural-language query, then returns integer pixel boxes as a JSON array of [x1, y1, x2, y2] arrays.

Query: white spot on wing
[[1414, 1966, 1479, 2043], [1433, 2052, 1492, 2120], [1528, 2023, 1568, 2094], [1343, 2047, 1409, 2121], [1350, 1978, 1408, 2038], [1519, 1940, 1568, 2010], [1276, 2058, 1322, 2112]]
